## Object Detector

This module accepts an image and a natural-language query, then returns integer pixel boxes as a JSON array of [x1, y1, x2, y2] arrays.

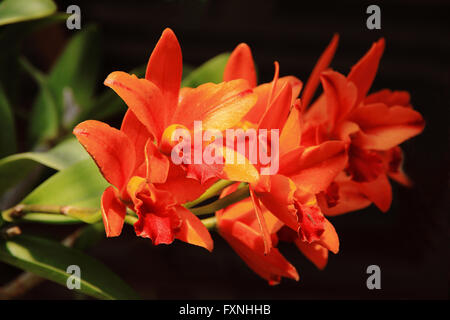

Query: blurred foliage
[[0, 0, 56, 26]]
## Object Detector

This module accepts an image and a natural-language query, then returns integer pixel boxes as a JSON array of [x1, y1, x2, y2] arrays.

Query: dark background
[[4, 0, 449, 299]]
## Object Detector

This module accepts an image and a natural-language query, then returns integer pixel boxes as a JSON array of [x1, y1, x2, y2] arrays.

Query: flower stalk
[[2, 204, 101, 224]]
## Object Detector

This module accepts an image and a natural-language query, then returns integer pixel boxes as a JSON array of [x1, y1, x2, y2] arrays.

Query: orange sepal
[[218, 218, 299, 285], [104, 71, 165, 141], [350, 103, 425, 150], [316, 218, 339, 254], [73, 120, 135, 189], [175, 206, 213, 252], [244, 76, 302, 125], [223, 43, 257, 88], [144, 140, 170, 184], [101, 186, 127, 237], [302, 33, 339, 109], [280, 141, 348, 194], [360, 173, 392, 212], [258, 81, 293, 131], [120, 110, 152, 171], [174, 80, 257, 131], [145, 28, 182, 127], [320, 70, 358, 128], [254, 175, 299, 232], [347, 38, 385, 105], [279, 99, 302, 156], [295, 240, 328, 270], [318, 175, 372, 216], [250, 187, 272, 254]]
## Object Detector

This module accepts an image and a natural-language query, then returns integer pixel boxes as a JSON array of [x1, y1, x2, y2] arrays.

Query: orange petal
[[74, 120, 135, 189], [347, 38, 385, 105], [382, 147, 412, 187], [218, 191, 283, 236], [360, 173, 392, 212], [174, 80, 257, 131], [175, 206, 213, 252], [302, 33, 339, 109], [280, 141, 348, 194], [144, 140, 170, 184], [279, 99, 302, 156], [250, 187, 272, 254], [223, 43, 257, 88], [255, 175, 299, 231], [127, 176, 180, 244], [101, 186, 127, 237], [316, 218, 339, 254], [219, 219, 299, 285], [221, 146, 260, 184], [318, 177, 372, 216], [350, 103, 425, 150], [158, 162, 213, 204], [258, 81, 293, 131], [295, 240, 328, 270], [120, 110, 152, 170], [320, 70, 358, 128], [104, 71, 165, 141], [145, 28, 182, 127], [364, 89, 412, 108], [244, 76, 302, 124]]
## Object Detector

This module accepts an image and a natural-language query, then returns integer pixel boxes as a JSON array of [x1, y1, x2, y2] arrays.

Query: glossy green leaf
[[0, 234, 140, 299], [0, 84, 16, 157], [0, 13, 67, 95], [22, 158, 108, 209], [20, 56, 59, 146], [0, 0, 57, 26], [181, 52, 230, 88], [0, 138, 89, 195]]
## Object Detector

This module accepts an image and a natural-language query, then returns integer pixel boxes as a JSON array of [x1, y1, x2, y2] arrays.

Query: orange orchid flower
[[301, 37, 425, 214], [218, 43, 346, 272], [216, 182, 339, 284], [216, 184, 298, 285], [73, 28, 261, 250]]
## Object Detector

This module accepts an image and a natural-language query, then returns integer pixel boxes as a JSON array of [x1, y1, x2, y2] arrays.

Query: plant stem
[[124, 215, 137, 226], [189, 185, 250, 216], [2, 204, 101, 224], [124, 215, 217, 230], [202, 216, 217, 230], [183, 179, 235, 208]]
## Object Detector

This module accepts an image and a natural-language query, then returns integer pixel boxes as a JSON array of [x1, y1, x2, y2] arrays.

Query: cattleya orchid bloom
[[71, 27, 424, 285], [210, 42, 345, 282], [301, 37, 425, 214], [73, 28, 261, 250]]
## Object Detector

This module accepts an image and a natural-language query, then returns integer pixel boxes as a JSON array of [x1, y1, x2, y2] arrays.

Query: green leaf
[[0, 138, 89, 195], [20, 56, 59, 146], [0, 13, 67, 95], [48, 25, 101, 119], [0, 234, 140, 299], [30, 25, 101, 145], [22, 158, 108, 209], [0, 0, 57, 26], [181, 52, 230, 88], [0, 84, 16, 157]]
